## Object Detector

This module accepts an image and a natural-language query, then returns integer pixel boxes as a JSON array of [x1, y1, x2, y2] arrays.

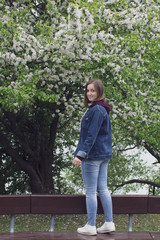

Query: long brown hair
[[83, 79, 105, 107]]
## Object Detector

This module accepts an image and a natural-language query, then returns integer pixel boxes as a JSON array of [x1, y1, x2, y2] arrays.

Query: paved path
[[0, 232, 159, 240]]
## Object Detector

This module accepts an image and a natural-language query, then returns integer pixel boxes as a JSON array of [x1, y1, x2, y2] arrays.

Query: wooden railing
[[0, 194, 159, 233]]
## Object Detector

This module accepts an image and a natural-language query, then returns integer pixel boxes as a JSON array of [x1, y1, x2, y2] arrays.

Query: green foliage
[[108, 152, 150, 193], [0, 0, 159, 194], [0, 154, 30, 194]]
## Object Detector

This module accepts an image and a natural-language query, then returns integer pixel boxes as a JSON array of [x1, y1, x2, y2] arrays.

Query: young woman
[[72, 79, 115, 236]]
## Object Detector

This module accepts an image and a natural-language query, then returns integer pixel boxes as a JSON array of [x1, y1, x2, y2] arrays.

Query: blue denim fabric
[[81, 159, 113, 226], [75, 105, 112, 160]]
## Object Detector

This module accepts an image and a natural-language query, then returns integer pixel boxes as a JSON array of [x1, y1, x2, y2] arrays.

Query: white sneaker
[[97, 221, 115, 233], [77, 223, 97, 235]]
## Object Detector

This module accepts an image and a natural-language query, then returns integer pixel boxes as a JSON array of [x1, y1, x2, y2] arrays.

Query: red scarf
[[90, 100, 111, 114]]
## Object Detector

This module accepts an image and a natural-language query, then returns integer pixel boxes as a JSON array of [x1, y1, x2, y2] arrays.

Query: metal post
[[50, 214, 55, 232], [10, 215, 15, 233], [128, 214, 133, 232]]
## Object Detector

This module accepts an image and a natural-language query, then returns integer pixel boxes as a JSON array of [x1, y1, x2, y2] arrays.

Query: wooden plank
[[112, 195, 148, 214], [31, 194, 149, 215], [150, 232, 160, 239], [0, 232, 154, 240], [148, 196, 160, 214], [0, 195, 31, 215], [31, 195, 87, 214]]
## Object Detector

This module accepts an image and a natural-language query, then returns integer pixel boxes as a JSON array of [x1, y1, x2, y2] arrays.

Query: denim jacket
[[74, 104, 112, 161]]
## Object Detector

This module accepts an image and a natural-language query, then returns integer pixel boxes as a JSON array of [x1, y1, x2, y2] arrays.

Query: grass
[[0, 214, 160, 233]]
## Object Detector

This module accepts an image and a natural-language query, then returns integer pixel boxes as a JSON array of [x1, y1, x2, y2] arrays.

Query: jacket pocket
[[81, 116, 90, 129]]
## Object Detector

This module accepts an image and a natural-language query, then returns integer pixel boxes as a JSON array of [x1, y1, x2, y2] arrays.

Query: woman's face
[[86, 83, 98, 102]]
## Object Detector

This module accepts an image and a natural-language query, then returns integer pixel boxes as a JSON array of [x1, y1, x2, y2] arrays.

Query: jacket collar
[[90, 100, 111, 114]]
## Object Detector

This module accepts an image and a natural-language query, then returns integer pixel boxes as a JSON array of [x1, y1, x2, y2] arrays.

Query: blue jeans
[[81, 159, 113, 226]]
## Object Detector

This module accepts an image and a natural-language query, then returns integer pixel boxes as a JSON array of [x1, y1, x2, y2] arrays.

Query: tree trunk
[[0, 111, 59, 194]]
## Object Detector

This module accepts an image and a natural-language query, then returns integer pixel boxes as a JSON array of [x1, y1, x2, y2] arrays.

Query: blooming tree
[[0, 0, 159, 193]]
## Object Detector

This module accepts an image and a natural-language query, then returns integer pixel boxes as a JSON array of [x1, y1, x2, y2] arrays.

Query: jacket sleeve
[[76, 109, 104, 159]]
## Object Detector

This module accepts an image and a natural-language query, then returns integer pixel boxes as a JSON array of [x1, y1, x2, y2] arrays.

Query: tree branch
[[117, 145, 137, 152], [115, 179, 160, 191], [0, 130, 30, 172], [144, 142, 160, 164], [0, 110, 34, 157]]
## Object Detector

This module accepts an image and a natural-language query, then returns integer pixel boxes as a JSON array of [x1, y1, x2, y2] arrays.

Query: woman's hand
[[72, 157, 82, 166]]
